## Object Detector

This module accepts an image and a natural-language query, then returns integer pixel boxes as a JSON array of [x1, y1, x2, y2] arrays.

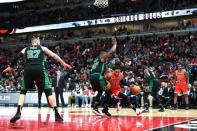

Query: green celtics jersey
[[90, 58, 107, 75], [25, 45, 45, 65]]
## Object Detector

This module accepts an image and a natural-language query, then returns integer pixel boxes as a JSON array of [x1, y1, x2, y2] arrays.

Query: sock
[[53, 106, 59, 115], [16, 105, 22, 114]]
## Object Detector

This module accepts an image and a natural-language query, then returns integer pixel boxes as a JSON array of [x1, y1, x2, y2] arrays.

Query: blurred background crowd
[[0, 31, 197, 109], [0, 0, 196, 28]]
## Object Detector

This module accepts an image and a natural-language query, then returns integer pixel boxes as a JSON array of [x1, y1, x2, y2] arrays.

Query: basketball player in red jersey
[[105, 67, 144, 115], [172, 64, 190, 110]]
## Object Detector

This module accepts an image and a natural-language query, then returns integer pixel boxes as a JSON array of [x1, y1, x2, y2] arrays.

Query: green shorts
[[22, 65, 52, 92], [89, 73, 106, 92]]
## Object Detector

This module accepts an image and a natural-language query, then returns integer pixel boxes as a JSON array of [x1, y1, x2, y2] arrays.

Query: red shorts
[[174, 83, 188, 94]]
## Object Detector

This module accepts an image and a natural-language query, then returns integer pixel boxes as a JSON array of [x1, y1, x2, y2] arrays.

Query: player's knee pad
[[20, 90, 27, 95], [44, 89, 52, 98]]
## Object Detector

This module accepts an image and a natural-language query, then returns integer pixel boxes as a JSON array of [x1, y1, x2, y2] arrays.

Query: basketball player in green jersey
[[89, 36, 117, 116], [3, 36, 72, 123]]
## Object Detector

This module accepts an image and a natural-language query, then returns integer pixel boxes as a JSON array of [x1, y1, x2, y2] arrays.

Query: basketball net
[[93, 0, 108, 8]]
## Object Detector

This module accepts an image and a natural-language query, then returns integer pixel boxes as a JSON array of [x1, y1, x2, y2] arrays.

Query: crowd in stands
[[0, 30, 197, 108], [0, 0, 196, 28], [1, 19, 197, 45]]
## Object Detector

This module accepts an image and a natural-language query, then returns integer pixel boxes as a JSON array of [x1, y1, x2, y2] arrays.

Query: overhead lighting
[[0, 0, 24, 3]]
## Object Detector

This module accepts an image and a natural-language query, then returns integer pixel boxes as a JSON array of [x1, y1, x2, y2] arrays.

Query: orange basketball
[[131, 85, 141, 95]]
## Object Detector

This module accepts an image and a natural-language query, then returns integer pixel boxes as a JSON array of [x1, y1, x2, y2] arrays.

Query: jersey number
[[27, 50, 41, 59]]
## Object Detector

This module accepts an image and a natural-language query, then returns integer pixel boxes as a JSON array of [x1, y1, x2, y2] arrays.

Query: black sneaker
[[10, 113, 21, 123], [144, 109, 149, 112], [92, 108, 101, 115], [102, 108, 111, 117], [158, 104, 164, 112], [159, 108, 164, 112], [55, 113, 63, 122], [171, 107, 177, 110], [144, 103, 149, 112], [185, 106, 189, 110]]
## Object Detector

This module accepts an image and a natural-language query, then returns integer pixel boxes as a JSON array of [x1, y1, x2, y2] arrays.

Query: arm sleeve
[[9, 52, 23, 67]]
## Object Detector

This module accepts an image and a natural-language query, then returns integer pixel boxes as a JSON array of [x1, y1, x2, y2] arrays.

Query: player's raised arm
[[42, 46, 72, 69], [100, 36, 117, 61], [3, 48, 26, 73]]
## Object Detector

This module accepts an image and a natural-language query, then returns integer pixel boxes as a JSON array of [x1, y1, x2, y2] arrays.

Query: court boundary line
[[146, 118, 197, 131]]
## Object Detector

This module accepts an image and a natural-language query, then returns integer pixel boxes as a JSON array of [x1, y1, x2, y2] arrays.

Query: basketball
[[131, 85, 141, 95]]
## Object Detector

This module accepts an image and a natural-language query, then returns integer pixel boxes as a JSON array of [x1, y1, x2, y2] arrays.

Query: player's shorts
[[21, 65, 52, 92], [174, 83, 188, 94], [110, 86, 122, 95], [89, 73, 106, 92]]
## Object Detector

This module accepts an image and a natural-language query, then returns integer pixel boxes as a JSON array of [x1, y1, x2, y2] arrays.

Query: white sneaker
[[136, 109, 144, 116]]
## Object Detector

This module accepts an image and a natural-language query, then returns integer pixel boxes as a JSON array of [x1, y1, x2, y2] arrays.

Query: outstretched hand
[[2, 66, 16, 76], [3, 67, 14, 73], [62, 63, 72, 70]]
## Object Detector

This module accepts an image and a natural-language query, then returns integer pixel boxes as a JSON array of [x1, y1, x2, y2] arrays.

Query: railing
[[0, 91, 71, 105], [0, 28, 197, 48]]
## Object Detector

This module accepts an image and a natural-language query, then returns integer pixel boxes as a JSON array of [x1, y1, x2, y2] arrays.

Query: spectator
[[189, 81, 197, 108], [68, 91, 75, 107], [82, 83, 89, 107], [73, 83, 84, 107], [89, 88, 96, 108], [54, 69, 68, 107], [162, 82, 174, 108]]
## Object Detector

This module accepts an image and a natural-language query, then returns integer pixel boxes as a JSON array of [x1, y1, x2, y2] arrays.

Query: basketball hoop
[[93, 0, 109, 8]]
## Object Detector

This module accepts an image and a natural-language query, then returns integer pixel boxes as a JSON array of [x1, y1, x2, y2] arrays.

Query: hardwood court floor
[[0, 107, 196, 131]]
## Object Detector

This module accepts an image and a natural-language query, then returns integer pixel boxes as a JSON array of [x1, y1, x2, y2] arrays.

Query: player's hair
[[31, 35, 39, 41]]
